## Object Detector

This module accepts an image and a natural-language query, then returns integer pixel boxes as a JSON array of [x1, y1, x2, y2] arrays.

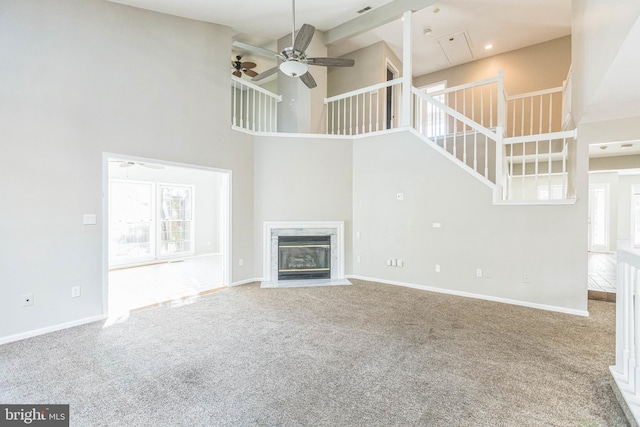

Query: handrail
[[412, 87, 498, 141], [231, 76, 283, 101], [428, 75, 501, 97], [504, 129, 577, 144], [324, 77, 404, 103], [506, 86, 562, 101]]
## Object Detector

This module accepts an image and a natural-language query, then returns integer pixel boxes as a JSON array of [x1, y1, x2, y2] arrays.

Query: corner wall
[[0, 0, 255, 341], [252, 136, 353, 279], [352, 131, 587, 314]]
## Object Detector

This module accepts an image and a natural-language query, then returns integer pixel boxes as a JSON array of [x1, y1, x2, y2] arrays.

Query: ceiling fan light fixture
[[280, 60, 308, 77]]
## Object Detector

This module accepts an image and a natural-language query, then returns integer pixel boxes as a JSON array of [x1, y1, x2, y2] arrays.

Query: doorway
[[588, 183, 610, 252], [385, 61, 399, 130], [104, 154, 230, 316]]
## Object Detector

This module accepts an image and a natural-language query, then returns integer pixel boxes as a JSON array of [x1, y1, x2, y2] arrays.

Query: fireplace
[[262, 221, 348, 287], [278, 235, 331, 280]]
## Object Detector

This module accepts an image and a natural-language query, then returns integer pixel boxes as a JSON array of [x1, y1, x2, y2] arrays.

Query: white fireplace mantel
[[262, 221, 345, 283]]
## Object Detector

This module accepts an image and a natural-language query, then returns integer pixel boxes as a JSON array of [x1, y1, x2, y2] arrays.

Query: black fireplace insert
[[278, 235, 331, 280]]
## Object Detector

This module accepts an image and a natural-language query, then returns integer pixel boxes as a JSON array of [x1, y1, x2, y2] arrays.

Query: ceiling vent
[[437, 31, 474, 65]]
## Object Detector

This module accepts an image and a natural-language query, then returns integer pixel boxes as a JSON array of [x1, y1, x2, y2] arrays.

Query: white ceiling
[[109, 0, 572, 77]]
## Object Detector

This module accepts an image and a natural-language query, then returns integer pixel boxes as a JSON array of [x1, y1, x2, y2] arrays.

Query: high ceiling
[[109, 0, 572, 77]]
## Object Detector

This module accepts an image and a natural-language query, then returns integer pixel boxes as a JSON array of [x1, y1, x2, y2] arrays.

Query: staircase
[[231, 70, 577, 204]]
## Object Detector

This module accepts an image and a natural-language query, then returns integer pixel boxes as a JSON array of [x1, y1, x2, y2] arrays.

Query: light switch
[[83, 214, 97, 225], [396, 193, 404, 201]]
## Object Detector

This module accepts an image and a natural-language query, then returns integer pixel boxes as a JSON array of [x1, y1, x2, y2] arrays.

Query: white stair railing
[[412, 86, 502, 186], [506, 87, 563, 137], [231, 76, 282, 133], [502, 131, 575, 201], [324, 78, 404, 135], [611, 249, 640, 425], [424, 73, 505, 131]]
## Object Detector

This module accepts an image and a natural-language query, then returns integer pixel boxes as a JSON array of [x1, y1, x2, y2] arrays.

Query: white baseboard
[[0, 314, 106, 346], [347, 275, 589, 317], [231, 277, 262, 287]]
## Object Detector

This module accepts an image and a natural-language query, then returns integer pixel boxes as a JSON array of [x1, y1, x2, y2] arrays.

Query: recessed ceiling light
[[600, 146, 608, 150], [423, 27, 432, 35], [433, 7, 440, 13], [484, 44, 494, 50]]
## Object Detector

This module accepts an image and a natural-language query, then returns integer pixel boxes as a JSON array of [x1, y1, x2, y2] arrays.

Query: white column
[[401, 10, 412, 128]]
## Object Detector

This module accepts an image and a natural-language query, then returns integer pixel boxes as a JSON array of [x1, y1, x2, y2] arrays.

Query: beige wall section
[[328, 41, 402, 97], [352, 131, 587, 314], [0, 0, 255, 340], [414, 36, 571, 96], [252, 136, 353, 279], [591, 155, 640, 171]]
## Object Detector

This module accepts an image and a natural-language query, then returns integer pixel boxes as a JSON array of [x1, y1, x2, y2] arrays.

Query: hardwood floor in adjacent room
[[108, 254, 225, 315]]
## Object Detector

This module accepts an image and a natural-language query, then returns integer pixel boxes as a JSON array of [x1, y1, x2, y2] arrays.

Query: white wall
[[252, 136, 353, 279], [352, 131, 587, 314], [0, 0, 255, 341]]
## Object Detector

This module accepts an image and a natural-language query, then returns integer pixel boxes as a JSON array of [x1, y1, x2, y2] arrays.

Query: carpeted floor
[[0, 280, 628, 426]]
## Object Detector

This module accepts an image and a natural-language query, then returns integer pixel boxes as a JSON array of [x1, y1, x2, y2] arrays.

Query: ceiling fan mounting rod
[[291, 0, 296, 47]]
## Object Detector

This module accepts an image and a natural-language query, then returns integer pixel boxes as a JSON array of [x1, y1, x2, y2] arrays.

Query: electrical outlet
[[238, 259, 244, 267], [71, 286, 81, 298], [476, 268, 483, 278], [387, 259, 392, 266], [435, 264, 441, 273], [391, 259, 397, 267], [397, 259, 403, 267], [22, 294, 34, 307]]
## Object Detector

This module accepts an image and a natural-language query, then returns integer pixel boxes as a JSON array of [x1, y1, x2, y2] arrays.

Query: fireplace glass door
[[278, 235, 331, 280]]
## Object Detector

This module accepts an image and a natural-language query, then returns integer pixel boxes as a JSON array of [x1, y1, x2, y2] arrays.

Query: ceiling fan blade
[[244, 69, 258, 78], [253, 65, 280, 82], [141, 163, 165, 169], [232, 40, 278, 59], [232, 70, 242, 78], [306, 57, 355, 67], [241, 62, 257, 69], [299, 71, 317, 89], [293, 24, 315, 53]]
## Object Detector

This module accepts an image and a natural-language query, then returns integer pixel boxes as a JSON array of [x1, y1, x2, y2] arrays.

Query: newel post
[[401, 10, 412, 128]]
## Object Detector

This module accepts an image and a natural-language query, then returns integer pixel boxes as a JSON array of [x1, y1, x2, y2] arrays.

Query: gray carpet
[[0, 280, 628, 426]]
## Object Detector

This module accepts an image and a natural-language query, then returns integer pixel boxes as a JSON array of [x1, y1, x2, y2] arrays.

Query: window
[[421, 81, 447, 138], [109, 180, 195, 266], [160, 185, 193, 255], [109, 181, 154, 265]]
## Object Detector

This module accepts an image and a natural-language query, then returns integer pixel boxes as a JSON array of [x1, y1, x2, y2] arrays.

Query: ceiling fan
[[231, 56, 258, 78], [109, 160, 165, 170], [249, 0, 355, 89]]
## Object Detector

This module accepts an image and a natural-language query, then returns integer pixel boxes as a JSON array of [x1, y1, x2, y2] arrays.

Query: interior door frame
[[588, 182, 610, 252], [102, 153, 232, 316]]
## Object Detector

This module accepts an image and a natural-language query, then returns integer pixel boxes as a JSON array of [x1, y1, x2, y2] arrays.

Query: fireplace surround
[[262, 221, 348, 287]]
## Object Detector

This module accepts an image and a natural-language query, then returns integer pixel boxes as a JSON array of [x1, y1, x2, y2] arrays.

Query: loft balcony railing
[[231, 76, 281, 133], [230, 69, 576, 203]]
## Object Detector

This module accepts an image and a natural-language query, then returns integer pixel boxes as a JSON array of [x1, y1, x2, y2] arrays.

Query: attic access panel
[[437, 31, 474, 65]]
